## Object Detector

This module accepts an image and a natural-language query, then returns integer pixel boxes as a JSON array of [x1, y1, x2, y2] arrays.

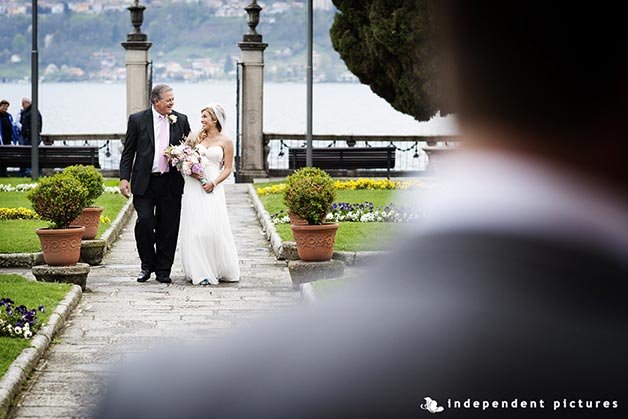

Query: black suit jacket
[[119, 108, 191, 196], [93, 230, 627, 418]]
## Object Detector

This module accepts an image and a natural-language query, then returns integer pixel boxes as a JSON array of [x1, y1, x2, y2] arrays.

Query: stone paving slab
[[6, 184, 300, 419]]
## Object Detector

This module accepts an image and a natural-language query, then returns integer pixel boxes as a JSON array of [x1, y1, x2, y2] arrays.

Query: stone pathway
[[6, 184, 301, 419]]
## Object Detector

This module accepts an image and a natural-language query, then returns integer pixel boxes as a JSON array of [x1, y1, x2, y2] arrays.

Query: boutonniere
[[168, 114, 177, 124]]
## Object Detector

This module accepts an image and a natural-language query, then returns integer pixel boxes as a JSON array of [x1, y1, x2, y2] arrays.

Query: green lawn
[[273, 222, 403, 251], [0, 178, 126, 253], [0, 191, 32, 209], [0, 178, 119, 187], [0, 220, 46, 253], [0, 178, 37, 186], [256, 181, 414, 252], [0, 274, 71, 378]]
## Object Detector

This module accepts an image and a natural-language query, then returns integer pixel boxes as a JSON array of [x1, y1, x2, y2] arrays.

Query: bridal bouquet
[[163, 143, 205, 177]]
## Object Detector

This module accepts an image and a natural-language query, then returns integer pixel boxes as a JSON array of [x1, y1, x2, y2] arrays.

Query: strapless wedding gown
[[179, 144, 240, 285]]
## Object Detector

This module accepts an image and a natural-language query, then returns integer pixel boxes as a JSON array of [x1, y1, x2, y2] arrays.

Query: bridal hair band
[[207, 103, 226, 131]]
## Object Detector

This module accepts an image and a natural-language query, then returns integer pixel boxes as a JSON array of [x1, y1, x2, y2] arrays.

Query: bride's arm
[[214, 138, 233, 185], [210, 139, 235, 187]]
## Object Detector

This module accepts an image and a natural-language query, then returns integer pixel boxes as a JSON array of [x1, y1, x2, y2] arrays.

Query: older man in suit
[[119, 84, 191, 284]]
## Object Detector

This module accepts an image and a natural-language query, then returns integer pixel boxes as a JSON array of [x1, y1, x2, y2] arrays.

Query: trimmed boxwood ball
[[283, 167, 336, 225], [27, 174, 90, 229], [62, 165, 104, 207]]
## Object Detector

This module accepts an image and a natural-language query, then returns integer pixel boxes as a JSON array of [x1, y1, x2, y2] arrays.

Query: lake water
[[0, 81, 457, 137]]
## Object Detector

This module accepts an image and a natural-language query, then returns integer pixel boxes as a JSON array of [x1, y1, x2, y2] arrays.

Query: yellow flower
[[0, 207, 40, 220], [255, 178, 425, 195], [256, 184, 286, 195]]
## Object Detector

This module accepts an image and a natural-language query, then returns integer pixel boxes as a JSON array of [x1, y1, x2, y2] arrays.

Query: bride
[[179, 104, 240, 285]]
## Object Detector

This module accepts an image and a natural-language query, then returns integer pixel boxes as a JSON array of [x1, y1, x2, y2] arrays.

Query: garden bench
[[0, 145, 101, 170], [288, 146, 396, 178]]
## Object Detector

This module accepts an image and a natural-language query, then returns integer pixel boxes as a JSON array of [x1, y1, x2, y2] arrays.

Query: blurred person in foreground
[[93, 2, 627, 418]]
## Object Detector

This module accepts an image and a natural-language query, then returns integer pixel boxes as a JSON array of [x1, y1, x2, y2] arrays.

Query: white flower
[[16, 183, 37, 192], [168, 114, 178, 124], [272, 215, 290, 224], [360, 213, 375, 223], [24, 330, 32, 339]]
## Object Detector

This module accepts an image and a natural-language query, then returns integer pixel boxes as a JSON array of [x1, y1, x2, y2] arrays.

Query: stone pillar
[[238, 1, 268, 183], [121, 1, 152, 119]]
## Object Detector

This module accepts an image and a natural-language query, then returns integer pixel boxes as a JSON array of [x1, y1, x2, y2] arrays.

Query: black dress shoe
[[136, 270, 152, 283], [155, 275, 172, 284]]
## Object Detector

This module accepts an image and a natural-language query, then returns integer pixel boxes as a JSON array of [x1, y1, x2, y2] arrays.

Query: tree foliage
[[330, 0, 444, 121]]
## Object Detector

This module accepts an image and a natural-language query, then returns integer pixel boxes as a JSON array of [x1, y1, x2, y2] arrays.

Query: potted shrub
[[283, 167, 327, 224], [27, 174, 90, 266], [65, 165, 105, 240], [284, 168, 339, 261]]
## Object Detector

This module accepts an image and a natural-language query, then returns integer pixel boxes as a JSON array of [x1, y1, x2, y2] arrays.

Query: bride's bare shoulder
[[217, 134, 234, 145]]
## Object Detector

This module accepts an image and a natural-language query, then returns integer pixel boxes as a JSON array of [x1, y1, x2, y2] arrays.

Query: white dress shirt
[[416, 150, 628, 264]]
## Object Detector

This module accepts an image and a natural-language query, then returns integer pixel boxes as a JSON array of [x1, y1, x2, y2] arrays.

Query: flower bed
[[0, 298, 45, 339], [256, 180, 420, 252], [270, 201, 421, 224], [256, 178, 426, 196], [0, 208, 40, 220], [0, 183, 119, 194], [0, 180, 125, 253], [0, 274, 71, 377], [0, 184, 37, 192]]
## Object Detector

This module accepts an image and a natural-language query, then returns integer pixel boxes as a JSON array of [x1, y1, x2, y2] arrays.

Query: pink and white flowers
[[163, 143, 205, 177]]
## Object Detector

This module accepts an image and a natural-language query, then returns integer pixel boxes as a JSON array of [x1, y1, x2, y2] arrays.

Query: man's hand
[[119, 179, 131, 199]]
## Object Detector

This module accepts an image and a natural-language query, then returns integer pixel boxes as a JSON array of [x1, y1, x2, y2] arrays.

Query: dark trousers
[[132, 173, 182, 276]]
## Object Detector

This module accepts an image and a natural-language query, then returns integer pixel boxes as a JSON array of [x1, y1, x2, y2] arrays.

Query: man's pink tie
[[158, 114, 169, 173]]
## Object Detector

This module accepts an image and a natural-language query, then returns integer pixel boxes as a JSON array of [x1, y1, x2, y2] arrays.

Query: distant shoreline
[[0, 81, 457, 137], [0, 79, 360, 85]]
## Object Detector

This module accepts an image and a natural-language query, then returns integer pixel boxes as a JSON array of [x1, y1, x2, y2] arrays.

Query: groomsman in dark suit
[[97, 3, 627, 419], [119, 84, 191, 284]]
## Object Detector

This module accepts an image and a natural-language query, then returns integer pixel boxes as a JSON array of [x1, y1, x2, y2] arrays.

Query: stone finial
[[127, 0, 147, 42], [243, 0, 263, 43]]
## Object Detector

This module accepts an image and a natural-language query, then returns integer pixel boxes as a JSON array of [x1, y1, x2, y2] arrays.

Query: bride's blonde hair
[[186, 106, 221, 148]]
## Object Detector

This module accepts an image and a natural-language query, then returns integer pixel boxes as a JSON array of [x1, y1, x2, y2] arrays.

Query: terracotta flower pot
[[290, 223, 339, 262], [287, 210, 308, 225], [36, 226, 86, 266], [70, 206, 104, 240]]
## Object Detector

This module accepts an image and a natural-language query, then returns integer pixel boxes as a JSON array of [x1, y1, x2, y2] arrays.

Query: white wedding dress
[[179, 144, 240, 285]]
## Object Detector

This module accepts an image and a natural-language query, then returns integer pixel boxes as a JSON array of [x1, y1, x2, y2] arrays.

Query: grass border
[[0, 198, 134, 268], [0, 284, 82, 419], [246, 184, 390, 264]]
